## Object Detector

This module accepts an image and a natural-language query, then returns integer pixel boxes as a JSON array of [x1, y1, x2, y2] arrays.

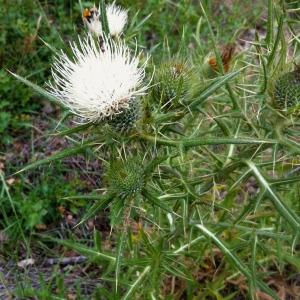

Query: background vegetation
[[1, 0, 300, 299]]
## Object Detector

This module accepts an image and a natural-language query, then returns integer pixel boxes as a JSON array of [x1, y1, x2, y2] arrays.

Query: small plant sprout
[[83, 3, 128, 37], [48, 34, 148, 124]]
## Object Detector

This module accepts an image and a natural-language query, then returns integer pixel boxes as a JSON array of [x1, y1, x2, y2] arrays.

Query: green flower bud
[[273, 70, 300, 110], [153, 61, 190, 106], [106, 158, 144, 198]]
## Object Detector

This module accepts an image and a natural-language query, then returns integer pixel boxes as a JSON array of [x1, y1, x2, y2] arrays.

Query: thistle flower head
[[153, 59, 191, 107], [48, 35, 148, 123], [106, 3, 128, 36], [273, 68, 300, 111], [82, 3, 128, 37]]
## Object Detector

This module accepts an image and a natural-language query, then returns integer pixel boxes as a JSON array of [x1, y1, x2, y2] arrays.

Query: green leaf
[[53, 123, 93, 137], [15, 141, 97, 175], [245, 160, 300, 232], [43, 236, 116, 262], [266, 0, 274, 46], [74, 194, 113, 228], [267, 14, 284, 69], [189, 68, 246, 109], [0, 112, 11, 133], [142, 189, 181, 217], [115, 229, 127, 293], [122, 266, 151, 300], [9, 71, 61, 105], [100, 0, 109, 36]]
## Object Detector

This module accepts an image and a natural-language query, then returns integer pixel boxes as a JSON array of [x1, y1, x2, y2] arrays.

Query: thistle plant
[[10, 1, 300, 299]]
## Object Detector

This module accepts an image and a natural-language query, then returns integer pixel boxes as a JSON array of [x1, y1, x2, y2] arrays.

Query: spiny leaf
[[189, 68, 246, 109], [74, 194, 113, 228], [52, 123, 93, 137], [43, 236, 116, 262], [122, 266, 151, 300], [195, 224, 280, 300], [9, 71, 61, 105], [246, 160, 300, 232], [14, 141, 97, 175]]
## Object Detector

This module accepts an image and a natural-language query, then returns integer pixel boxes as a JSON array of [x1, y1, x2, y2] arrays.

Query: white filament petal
[[106, 3, 128, 36], [48, 35, 148, 123]]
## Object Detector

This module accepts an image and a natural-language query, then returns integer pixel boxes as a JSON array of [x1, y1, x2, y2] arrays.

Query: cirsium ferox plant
[[10, 1, 300, 299]]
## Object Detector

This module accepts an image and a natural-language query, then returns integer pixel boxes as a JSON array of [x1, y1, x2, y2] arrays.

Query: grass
[[1, 0, 300, 299]]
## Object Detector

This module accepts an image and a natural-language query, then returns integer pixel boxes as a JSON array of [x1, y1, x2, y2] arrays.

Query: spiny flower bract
[[106, 157, 145, 198], [48, 34, 147, 123], [273, 69, 300, 110]]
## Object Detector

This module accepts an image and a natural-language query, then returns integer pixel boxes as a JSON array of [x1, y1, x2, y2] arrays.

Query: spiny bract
[[274, 70, 300, 110], [107, 100, 140, 132], [153, 61, 190, 106], [106, 158, 144, 198]]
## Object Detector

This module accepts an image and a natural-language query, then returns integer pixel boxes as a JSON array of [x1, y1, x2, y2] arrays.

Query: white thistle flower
[[48, 35, 148, 123], [83, 3, 128, 37], [106, 3, 128, 36]]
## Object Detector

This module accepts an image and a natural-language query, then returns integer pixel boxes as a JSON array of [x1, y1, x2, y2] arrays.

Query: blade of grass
[[0, 172, 28, 251]]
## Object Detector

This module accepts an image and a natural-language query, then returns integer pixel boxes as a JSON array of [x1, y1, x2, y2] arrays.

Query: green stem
[[100, 0, 109, 36], [139, 133, 277, 148]]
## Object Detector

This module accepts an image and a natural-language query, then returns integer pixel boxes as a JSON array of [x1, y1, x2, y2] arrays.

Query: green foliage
[[0, 0, 80, 147], [1, 0, 300, 299]]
